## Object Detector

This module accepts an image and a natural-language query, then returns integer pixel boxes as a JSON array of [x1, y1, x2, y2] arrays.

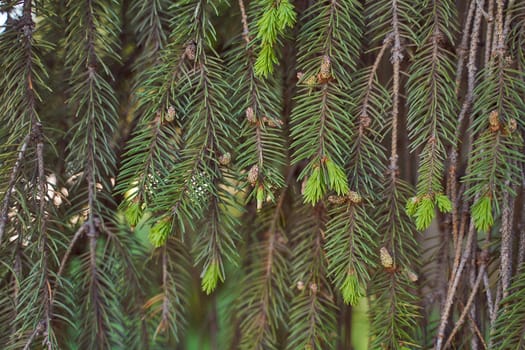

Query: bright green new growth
[[471, 196, 494, 232], [303, 166, 325, 204], [201, 261, 224, 295], [406, 194, 452, 230], [341, 272, 364, 306], [149, 217, 172, 247], [303, 160, 349, 205], [254, 0, 296, 77], [326, 159, 350, 196], [125, 201, 144, 227]]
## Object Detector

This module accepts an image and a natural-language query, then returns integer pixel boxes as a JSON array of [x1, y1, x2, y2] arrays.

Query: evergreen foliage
[[1, 0, 525, 349]]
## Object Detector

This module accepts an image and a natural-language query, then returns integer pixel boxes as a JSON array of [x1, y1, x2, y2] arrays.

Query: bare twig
[[502, 0, 516, 46], [455, 0, 476, 95], [443, 264, 486, 349], [238, 0, 250, 44], [466, 298, 489, 350], [389, 0, 403, 179], [360, 33, 394, 120], [435, 221, 476, 350], [484, 0, 494, 66], [500, 188, 514, 299], [483, 270, 495, 321], [55, 224, 86, 284]]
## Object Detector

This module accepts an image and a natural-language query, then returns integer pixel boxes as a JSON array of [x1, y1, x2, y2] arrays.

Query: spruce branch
[[231, 0, 286, 210], [291, 0, 363, 204], [406, 0, 458, 230], [286, 201, 337, 349], [148, 0, 241, 294], [0, 133, 30, 243], [238, 187, 290, 349]]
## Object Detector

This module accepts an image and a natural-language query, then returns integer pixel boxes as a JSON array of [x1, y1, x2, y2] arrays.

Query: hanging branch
[[291, 0, 363, 205], [237, 181, 290, 349], [367, 0, 422, 349], [149, 0, 240, 294], [0, 133, 30, 243], [405, 0, 458, 230], [286, 201, 337, 349], [231, 0, 286, 211]]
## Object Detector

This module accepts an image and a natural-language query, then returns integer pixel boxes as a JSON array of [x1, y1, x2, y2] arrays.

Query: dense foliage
[[1, 0, 525, 349]]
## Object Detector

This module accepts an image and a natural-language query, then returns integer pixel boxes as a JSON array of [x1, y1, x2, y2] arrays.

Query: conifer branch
[[291, 0, 362, 204], [286, 202, 337, 349], [232, 0, 286, 210], [0, 133, 30, 243], [406, 0, 458, 230]]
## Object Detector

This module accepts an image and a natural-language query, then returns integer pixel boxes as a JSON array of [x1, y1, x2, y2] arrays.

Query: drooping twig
[[0, 133, 31, 243], [484, 0, 494, 66], [389, 0, 403, 179], [443, 263, 486, 349], [500, 187, 514, 298], [238, 0, 250, 44], [435, 220, 476, 350], [360, 33, 394, 122], [454, 0, 476, 94]]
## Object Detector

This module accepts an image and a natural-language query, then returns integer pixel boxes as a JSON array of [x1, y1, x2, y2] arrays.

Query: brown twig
[[238, 0, 250, 44], [360, 33, 394, 121], [443, 264, 486, 349], [483, 269, 495, 321], [389, 0, 403, 180], [454, 0, 476, 95], [435, 220, 476, 350], [484, 0, 494, 66], [500, 187, 514, 299]]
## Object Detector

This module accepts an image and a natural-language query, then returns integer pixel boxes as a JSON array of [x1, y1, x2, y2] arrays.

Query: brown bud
[[380, 247, 393, 268], [296, 72, 304, 81], [309, 282, 318, 294], [508, 118, 518, 133], [320, 55, 332, 80], [360, 115, 371, 129], [246, 107, 256, 124], [489, 110, 500, 132], [247, 165, 259, 185], [166, 106, 176, 122], [348, 191, 362, 204], [405, 268, 419, 283], [328, 195, 347, 205], [219, 152, 231, 166], [263, 116, 284, 127], [505, 55, 513, 67], [185, 41, 196, 60], [305, 75, 317, 87]]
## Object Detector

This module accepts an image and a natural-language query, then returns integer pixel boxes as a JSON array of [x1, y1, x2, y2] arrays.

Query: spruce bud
[[348, 191, 362, 204], [166, 106, 176, 122], [320, 55, 332, 80], [247, 165, 259, 185], [246, 107, 256, 124], [219, 152, 231, 166], [380, 247, 394, 268], [185, 40, 196, 60], [488, 110, 500, 132]]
